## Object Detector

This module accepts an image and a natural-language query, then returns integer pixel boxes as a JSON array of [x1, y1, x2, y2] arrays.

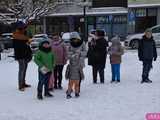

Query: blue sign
[[128, 11, 135, 21]]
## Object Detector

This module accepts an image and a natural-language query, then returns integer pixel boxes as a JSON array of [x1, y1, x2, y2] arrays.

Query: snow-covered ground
[[0, 49, 159, 120]]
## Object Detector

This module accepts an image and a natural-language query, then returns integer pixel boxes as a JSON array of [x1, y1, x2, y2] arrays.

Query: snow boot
[[75, 93, 80, 98], [37, 94, 43, 100], [146, 78, 152, 83], [66, 94, 72, 99], [19, 86, 25, 91], [54, 85, 58, 89], [44, 92, 53, 97], [58, 85, 63, 90], [23, 83, 31, 88], [110, 80, 115, 83], [141, 79, 152, 84], [117, 80, 120, 83]]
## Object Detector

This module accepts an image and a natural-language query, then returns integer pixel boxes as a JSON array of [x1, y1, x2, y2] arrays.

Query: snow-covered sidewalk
[[0, 49, 159, 120]]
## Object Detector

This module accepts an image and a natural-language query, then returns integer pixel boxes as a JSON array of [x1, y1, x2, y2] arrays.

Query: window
[[148, 8, 157, 17], [136, 8, 146, 17]]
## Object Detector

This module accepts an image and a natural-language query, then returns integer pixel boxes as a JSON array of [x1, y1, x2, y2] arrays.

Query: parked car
[[30, 34, 50, 51], [0, 33, 13, 49], [125, 25, 160, 49]]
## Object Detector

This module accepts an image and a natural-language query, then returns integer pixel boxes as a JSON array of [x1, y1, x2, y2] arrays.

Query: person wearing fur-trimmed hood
[[65, 32, 87, 99]]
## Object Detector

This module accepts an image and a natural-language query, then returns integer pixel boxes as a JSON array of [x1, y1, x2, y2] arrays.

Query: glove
[[40, 66, 49, 74], [154, 57, 157, 61]]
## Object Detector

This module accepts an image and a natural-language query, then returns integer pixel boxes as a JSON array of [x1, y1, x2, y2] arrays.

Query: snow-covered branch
[[0, 0, 57, 24]]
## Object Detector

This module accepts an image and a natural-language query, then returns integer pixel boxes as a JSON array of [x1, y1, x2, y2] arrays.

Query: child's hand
[[40, 66, 49, 74]]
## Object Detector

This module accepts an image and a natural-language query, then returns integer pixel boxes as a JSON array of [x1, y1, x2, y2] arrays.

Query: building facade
[[42, 0, 160, 40]]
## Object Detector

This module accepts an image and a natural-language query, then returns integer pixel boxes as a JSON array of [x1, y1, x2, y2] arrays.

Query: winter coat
[[65, 64, 84, 80], [51, 40, 67, 65], [68, 42, 87, 68], [12, 31, 32, 61], [108, 37, 124, 64], [66, 41, 87, 80], [34, 49, 55, 72], [138, 35, 157, 61], [87, 37, 108, 68]]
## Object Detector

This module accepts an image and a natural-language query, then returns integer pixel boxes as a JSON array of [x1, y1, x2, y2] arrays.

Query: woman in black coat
[[88, 30, 108, 84]]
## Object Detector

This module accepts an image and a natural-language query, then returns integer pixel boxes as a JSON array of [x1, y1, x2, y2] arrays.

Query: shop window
[[87, 17, 94, 24], [96, 17, 106, 24], [136, 8, 146, 17], [148, 8, 157, 17], [113, 16, 127, 23]]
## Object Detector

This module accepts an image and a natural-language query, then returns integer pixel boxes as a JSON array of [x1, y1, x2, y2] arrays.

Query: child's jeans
[[111, 64, 120, 81], [37, 71, 51, 95]]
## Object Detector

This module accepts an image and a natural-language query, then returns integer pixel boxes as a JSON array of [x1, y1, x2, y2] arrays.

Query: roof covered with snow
[[48, 3, 128, 17], [47, 1, 160, 17]]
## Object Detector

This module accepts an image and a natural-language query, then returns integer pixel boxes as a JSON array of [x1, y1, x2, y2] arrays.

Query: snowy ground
[[0, 49, 160, 120]]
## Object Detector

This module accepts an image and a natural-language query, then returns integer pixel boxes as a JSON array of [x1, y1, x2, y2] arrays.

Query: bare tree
[[0, 0, 57, 23]]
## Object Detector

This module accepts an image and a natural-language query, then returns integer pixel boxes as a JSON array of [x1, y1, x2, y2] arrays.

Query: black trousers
[[54, 65, 64, 87], [18, 59, 28, 88], [142, 60, 153, 80], [92, 65, 105, 83]]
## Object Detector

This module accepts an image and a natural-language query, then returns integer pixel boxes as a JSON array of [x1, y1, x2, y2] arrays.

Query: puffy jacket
[[12, 31, 32, 61], [88, 38, 108, 68], [51, 40, 67, 65], [138, 36, 157, 61]]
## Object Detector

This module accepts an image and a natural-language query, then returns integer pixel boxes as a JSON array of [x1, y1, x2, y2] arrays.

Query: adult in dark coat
[[13, 21, 32, 91], [87, 30, 108, 83], [138, 29, 157, 83]]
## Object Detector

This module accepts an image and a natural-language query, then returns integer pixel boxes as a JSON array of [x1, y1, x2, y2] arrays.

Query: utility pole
[[83, 0, 87, 42]]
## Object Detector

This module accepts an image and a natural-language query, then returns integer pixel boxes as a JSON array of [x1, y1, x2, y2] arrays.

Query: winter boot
[[117, 80, 120, 83], [44, 92, 53, 97], [75, 93, 80, 98], [37, 94, 43, 100], [146, 78, 152, 83], [110, 80, 115, 83], [54, 85, 58, 89], [66, 94, 72, 99], [66, 90, 72, 99], [58, 85, 63, 90], [141, 79, 152, 84], [19, 86, 25, 91], [23, 83, 31, 88]]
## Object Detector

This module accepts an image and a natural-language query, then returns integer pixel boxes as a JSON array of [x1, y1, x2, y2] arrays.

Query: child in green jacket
[[34, 41, 55, 100]]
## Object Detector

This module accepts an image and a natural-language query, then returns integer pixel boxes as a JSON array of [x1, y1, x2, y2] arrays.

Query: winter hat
[[70, 32, 83, 48], [40, 41, 50, 46], [96, 29, 105, 37], [39, 41, 51, 53], [70, 32, 81, 40], [145, 29, 152, 33], [16, 21, 27, 29], [111, 35, 121, 45]]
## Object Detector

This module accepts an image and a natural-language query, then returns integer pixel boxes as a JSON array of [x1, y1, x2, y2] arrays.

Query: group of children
[[34, 32, 86, 100], [34, 29, 157, 100]]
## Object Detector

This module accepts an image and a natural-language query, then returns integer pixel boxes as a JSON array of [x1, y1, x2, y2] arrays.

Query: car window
[[152, 26, 160, 33]]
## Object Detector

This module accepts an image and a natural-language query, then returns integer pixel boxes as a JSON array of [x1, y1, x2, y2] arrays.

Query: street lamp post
[[83, 0, 87, 42], [77, 1, 91, 41]]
